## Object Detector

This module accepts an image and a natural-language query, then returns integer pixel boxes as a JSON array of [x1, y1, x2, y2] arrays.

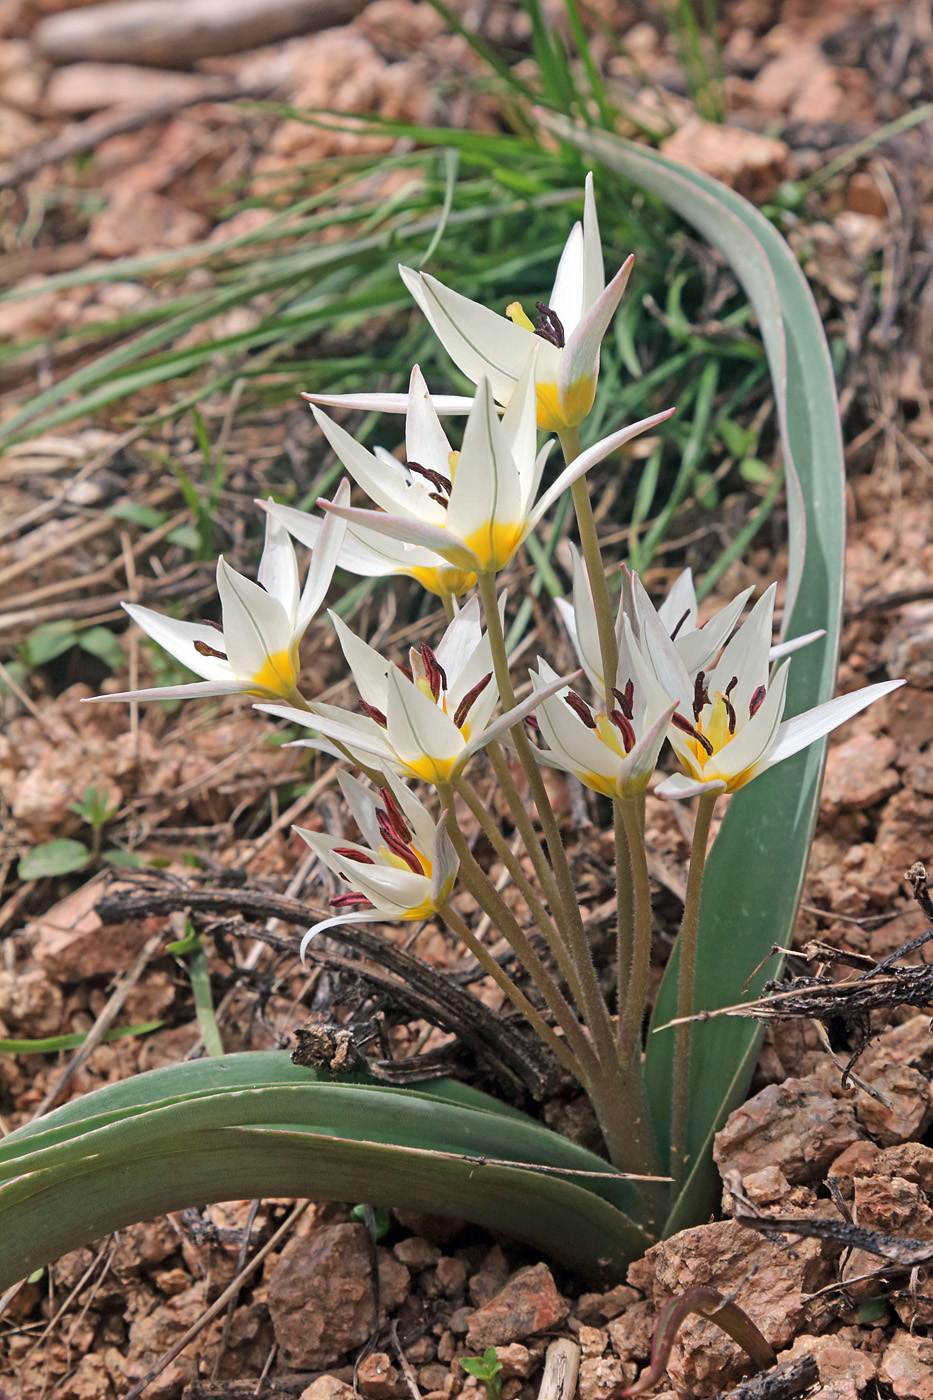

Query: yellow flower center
[[403, 752, 459, 784], [535, 378, 596, 432], [406, 565, 477, 598], [462, 519, 524, 573], [250, 646, 299, 697]]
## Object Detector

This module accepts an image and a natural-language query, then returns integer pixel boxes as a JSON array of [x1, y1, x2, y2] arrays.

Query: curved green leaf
[[538, 118, 845, 1231], [0, 1053, 650, 1287]]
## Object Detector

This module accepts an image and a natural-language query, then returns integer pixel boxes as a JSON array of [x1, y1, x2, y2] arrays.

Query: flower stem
[[475, 570, 620, 1077], [558, 426, 619, 707], [438, 793, 600, 1081], [453, 774, 588, 1011], [618, 795, 652, 1063], [670, 790, 719, 1195], [440, 904, 583, 1080], [442, 594, 456, 624], [614, 799, 634, 1038]]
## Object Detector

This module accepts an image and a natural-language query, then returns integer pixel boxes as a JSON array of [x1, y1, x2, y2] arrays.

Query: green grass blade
[[537, 118, 845, 1230], [0, 1053, 650, 1286]]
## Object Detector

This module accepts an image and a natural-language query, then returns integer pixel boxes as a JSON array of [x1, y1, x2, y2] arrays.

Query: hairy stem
[[670, 790, 719, 1195], [559, 426, 619, 707]]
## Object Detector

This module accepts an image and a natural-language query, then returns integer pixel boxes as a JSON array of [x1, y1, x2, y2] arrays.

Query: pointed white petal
[[706, 660, 789, 784], [386, 669, 464, 771], [763, 679, 904, 770], [294, 481, 349, 634], [446, 377, 524, 548], [121, 602, 232, 683], [430, 812, 459, 906], [657, 568, 698, 633], [400, 266, 534, 404], [257, 509, 300, 628], [674, 588, 753, 677], [320, 499, 477, 571], [405, 364, 453, 471], [548, 220, 586, 334], [303, 390, 474, 415], [217, 557, 293, 685], [460, 667, 582, 765], [525, 407, 675, 533], [330, 612, 390, 709], [86, 679, 245, 703], [581, 172, 605, 313], [299, 909, 388, 961], [769, 629, 825, 661], [655, 772, 727, 800], [383, 769, 437, 855], [312, 406, 442, 522], [617, 702, 679, 796], [336, 771, 383, 852], [558, 255, 633, 408], [709, 584, 776, 715], [498, 347, 539, 506], [434, 595, 482, 686]]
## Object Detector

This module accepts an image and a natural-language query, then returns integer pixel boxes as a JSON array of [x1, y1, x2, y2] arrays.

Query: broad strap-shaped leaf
[[0, 1053, 650, 1288], [538, 117, 845, 1233]]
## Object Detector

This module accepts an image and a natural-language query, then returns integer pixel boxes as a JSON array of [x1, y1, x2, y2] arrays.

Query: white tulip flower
[[297, 771, 458, 954], [87, 486, 349, 706]]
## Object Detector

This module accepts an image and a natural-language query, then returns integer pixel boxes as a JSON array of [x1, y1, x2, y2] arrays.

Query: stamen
[[421, 645, 447, 700], [379, 788, 414, 843], [524, 713, 540, 732], [693, 670, 710, 722], [329, 893, 374, 909], [378, 823, 424, 875], [398, 662, 414, 683], [672, 711, 714, 756], [565, 690, 597, 729], [194, 640, 227, 660], [333, 848, 376, 864], [610, 709, 636, 753], [428, 492, 449, 509], [359, 699, 388, 728], [723, 676, 738, 735], [613, 683, 634, 720], [200, 619, 225, 632], [749, 685, 767, 717], [453, 672, 492, 729], [669, 608, 691, 642], [533, 301, 566, 349], [407, 459, 452, 496]]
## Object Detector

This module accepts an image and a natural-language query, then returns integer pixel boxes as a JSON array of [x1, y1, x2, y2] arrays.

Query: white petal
[[430, 812, 459, 906], [548, 219, 586, 334], [709, 584, 776, 715], [581, 172, 605, 314], [435, 595, 482, 686], [319, 499, 476, 571], [294, 480, 349, 634], [405, 364, 453, 471], [558, 255, 633, 409], [86, 679, 245, 703], [461, 667, 581, 764], [217, 557, 293, 685], [446, 377, 524, 549], [400, 266, 534, 405], [657, 568, 697, 633], [336, 771, 383, 851], [525, 407, 675, 533], [769, 629, 825, 661], [498, 346, 540, 507], [706, 660, 789, 784], [312, 406, 442, 522], [330, 612, 390, 709], [121, 602, 232, 684], [303, 390, 474, 415], [674, 588, 753, 677], [257, 509, 299, 628], [386, 668, 464, 769], [299, 909, 388, 961], [383, 770, 438, 855], [762, 679, 904, 770], [655, 772, 727, 800]]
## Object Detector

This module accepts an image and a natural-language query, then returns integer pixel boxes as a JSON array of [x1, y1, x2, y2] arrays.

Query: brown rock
[[820, 734, 899, 812], [46, 62, 215, 113], [879, 1332, 933, 1400], [607, 1301, 655, 1362], [779, 1334, 875, 1400], [267, 1223, 410, 1370], [575, 1284, 639, 1324], [827, 1140, 880, 1197], [357, 1352, 405, 1399], [299, 1380, 357, 1400], [465, 1264, 569, 1350], [436, 1255, 467, 1297], [123, 1283, 206, 1398], [659, 119, 788, 201], [874, 1142, 933, 1189], [0, 968, 63, 1038], [30, 879, 166, 981], [494, 1343, 538, 1379], [629, 1221, 827, 1395], [578, 1354, 634, 1400], [859, 1016, 933, 1076], [469, 1245, 510, 1306], [88, 189, 209, 259], [577, 1325, 608, 1359], [847, 172, 888, 220], [714, 1075, 861, 1186], [418, 1366, 451, 1393], [741, 1165, 792, 1204], [855, 1064, 933, 1146], [393, 1236, 441, 1270]]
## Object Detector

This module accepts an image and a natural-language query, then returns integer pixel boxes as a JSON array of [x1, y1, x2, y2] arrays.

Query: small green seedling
[[460, 1348, 503, 1400], [68, 784, 120, 861]]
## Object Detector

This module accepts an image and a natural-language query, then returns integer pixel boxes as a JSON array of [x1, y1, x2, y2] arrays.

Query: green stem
[[453, 774, 588, 1011], [438, 796, 599, 1082], [614, 799, 634, 1037], [559, 426, 619, 706], [475, 570, 620, 1076], [440, 904, 582, 1080], [670, 790, 719, 1195], [441, 594, 456, 624]]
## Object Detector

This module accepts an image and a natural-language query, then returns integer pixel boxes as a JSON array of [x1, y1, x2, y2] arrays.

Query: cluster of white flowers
[[89, 173, 901, 951]]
